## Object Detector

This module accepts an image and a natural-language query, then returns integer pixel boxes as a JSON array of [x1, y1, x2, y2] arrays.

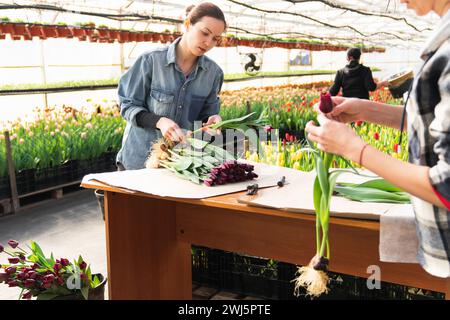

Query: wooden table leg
[[104, 192, 192, 299]]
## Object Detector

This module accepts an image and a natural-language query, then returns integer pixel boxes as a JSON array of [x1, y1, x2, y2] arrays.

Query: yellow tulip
[[293, 162, 301, 170]]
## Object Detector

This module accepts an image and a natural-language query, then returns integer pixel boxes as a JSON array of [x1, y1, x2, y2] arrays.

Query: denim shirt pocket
[[189, 94, 206, 122], [150, 89, 175, 117]]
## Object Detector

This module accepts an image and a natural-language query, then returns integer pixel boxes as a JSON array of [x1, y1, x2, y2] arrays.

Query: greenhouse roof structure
[[0, 0, 440, 49]]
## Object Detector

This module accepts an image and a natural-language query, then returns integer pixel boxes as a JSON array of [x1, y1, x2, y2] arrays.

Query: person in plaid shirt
[[306, 0, 450, 278]]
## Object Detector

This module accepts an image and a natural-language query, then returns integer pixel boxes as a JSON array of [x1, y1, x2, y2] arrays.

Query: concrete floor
[[0, 189, 259, 300]]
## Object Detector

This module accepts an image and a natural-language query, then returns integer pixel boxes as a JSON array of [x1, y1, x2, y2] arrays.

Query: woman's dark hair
[[186, 2, 227, 30], [347, 47, 361, 60]]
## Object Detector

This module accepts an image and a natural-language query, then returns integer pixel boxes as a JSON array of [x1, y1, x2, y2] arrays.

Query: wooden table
[[82, 180, 450, 300]]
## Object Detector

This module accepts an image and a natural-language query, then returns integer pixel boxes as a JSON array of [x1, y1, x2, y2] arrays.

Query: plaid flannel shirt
[[407, 10, 450, 278]]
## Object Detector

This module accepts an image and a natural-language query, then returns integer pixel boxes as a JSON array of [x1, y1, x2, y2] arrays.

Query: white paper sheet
[[237, 167, 409, 221], [82, 161, 288, 199]]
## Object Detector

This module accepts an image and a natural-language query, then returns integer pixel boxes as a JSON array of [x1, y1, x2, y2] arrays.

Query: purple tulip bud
[[319, 92, 333, 114], [53, 263, 62, 272], [80, 273, 88, 281], [60, 258, 70, 267], [5, 267, 16, 274], [79, 261, 87, 270], [203, 180, 212, 187], [24, 279, 35, 288], [22, 291, 32, 300], [43, 274, 55, 283], [8, 257, 20, 264], [32, 263, 40, 270], [7, 280, 18, 287], [17, 272, 26, 280], [28, 271, 37, 279], [7, 240, 19, 249], [19, 254, 26, 261]]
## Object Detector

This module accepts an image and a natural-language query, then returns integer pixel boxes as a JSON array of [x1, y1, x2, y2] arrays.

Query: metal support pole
[[4, 131, 19, 213]]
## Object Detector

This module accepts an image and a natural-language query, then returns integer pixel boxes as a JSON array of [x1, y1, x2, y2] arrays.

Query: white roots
[[292, 265, 329, 298], [145, 138, 171, 168]]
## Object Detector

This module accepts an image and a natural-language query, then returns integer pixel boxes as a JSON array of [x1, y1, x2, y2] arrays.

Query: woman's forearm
[[363, 100, 406, 130], [360, 145, 444, 208]]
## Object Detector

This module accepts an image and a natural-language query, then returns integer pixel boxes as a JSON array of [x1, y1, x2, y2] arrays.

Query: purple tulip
[[7, 240, 19, 249], [80, 273, 88, 281], [60, 258, 70, 267], [17, 272, 26, 280], [7, 280, 18, 287], [53, 263, 62, 272], [5, 267, 16, 274], [22, 291, 32, 300], [8, 257, 20, 264], [31, 263, 40, 270], [79, 261, 87, 270], [203, 180, 213, 187], [24, 279, 35, 288], [43, 274, 55, 283], [319, 92, 333, 114], [19, 254, 26, 261]]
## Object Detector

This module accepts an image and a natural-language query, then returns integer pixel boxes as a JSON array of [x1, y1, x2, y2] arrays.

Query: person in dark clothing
[[329, 48, 388, 100]]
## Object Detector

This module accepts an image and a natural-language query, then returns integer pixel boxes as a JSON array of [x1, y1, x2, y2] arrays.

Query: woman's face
[[400, 0, 435, 16], [184, 16, 226, 57]]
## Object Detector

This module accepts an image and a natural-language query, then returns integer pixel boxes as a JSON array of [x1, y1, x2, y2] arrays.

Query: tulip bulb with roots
[[293, 255, 330, 297], [145, 138, 173, 168]]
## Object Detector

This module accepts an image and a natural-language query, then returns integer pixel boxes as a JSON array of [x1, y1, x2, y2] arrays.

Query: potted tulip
[[0, 240, 106, 300]]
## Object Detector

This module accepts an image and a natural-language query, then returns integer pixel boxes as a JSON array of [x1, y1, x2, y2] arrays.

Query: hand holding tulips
[[156, 117, 187, 143], [326, 97, 368, 124], [305, 113, 366, 164], [202, 114, 222, 135]]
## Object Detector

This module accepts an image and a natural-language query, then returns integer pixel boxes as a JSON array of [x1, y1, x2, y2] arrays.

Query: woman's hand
[[156, 117, 186, 143], [305, 114, 366, 163], [317, 97, 367, 124], [202, 115, 222, 135]]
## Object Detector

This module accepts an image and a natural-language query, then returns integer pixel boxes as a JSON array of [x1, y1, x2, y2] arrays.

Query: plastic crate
[[191, 246, 444, 300]]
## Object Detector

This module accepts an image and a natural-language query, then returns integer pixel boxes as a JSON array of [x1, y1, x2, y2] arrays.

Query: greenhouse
[[0, 0, 449, 304]]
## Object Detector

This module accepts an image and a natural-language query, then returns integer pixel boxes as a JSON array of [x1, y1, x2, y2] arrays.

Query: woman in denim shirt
[[306, 0, 450, 278], [117, 3, 227, 170]]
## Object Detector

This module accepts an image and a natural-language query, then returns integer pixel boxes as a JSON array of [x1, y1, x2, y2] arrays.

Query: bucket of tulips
[[0, 240, 106, 300]]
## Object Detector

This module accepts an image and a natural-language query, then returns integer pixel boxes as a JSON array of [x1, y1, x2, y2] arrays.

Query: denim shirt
[[116, 37, 224, 169]]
